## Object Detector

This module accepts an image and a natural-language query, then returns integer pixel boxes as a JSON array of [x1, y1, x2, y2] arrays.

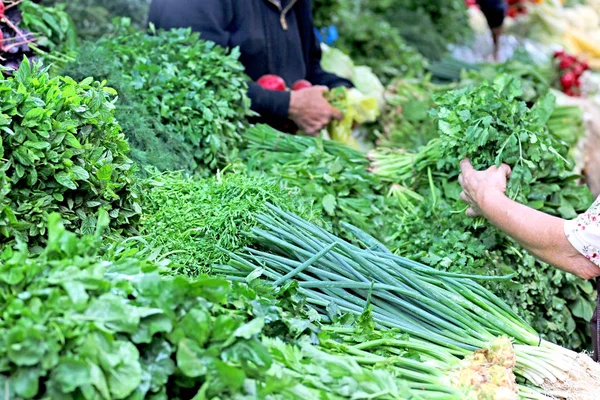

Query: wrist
[[479, 189, 508, 217], [288, 91, 299, 118]]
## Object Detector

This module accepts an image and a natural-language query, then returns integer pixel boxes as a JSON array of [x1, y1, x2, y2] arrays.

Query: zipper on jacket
[[266, 0, 298, 31]]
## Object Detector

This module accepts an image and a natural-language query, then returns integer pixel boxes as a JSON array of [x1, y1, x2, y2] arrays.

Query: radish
[[560, 72, 576, 89], [507, 8, 517, 18], [559, 57, 574, 70], [292, 80, 312, 91], [580, 61, 590, 71], [257, 74, 286, 91], [553, 50, 565, 59], [572, 64, 585, 78], [0, 2, 4, 19]]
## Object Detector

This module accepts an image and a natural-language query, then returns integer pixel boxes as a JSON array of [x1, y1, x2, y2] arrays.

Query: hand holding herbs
[[458, 159, 512, 218], [289, 85, 343, 136], [433, 74, 571, 207]]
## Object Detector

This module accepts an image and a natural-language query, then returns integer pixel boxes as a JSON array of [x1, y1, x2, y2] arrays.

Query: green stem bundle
[[220, 205, 600, 398]]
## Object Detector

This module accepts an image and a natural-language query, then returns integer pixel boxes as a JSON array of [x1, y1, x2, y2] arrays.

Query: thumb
[[500, 164, 512, 178], [313, 85, 329, 95], [460, 158, 475, 173], [330, 106, 343, 121]]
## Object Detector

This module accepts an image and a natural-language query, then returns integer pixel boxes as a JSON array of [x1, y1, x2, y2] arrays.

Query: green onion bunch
[[220, 205, 600, 398]]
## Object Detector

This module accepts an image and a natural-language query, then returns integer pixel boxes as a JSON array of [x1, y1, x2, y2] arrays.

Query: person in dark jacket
[[476, 0, 507, 58], [148, 0, 350, 135]]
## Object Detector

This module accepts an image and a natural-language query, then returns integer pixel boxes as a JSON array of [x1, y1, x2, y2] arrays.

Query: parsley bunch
[[67, 24, 251, 173], [0, 60, 140, 247], [432, 74, 566, 204]]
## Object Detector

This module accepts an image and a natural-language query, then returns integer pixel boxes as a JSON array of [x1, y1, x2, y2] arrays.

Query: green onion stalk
[[368, 140, 442, 184], [387, 184, 424, 216], [219, 205, 600, 399], [245, 124, 366, 162]]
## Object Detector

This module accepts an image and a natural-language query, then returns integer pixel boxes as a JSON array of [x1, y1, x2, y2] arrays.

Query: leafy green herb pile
[[64, 25, 251, 173], [139, 171, 324, 276], [432, 74, 565, 204], [0, 60, 140, 247], [0, 213, 265, 399], [0, 212, 439, 400], [333, 3, 427, 85], [364, 0, 472, 61], [62, 42, 191, 174], [242, 125, 404, 242], [368, 76, 595, 348], [433, 74, 591, 218]]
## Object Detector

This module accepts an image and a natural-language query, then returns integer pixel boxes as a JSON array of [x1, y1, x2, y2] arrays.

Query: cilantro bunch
[[432, 74, 566, 204], [67, 24, 251, 173], [0, 60, 140, 247]]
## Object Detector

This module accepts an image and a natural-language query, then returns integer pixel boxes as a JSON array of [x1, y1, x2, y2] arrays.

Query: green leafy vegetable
[[140, 171, 324, 276], [64, 24, 251, 173], [0, 59, 140, 247]]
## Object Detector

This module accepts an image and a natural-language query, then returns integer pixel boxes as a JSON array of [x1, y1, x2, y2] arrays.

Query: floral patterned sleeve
[[564, 196, 600, 267]]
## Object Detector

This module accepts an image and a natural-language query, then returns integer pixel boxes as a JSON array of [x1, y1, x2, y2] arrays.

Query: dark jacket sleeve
[[247, 82, 291, 119], [476, 0, 507, 29]]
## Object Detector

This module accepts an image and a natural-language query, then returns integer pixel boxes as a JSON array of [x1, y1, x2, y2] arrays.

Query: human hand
[[289, 86, 343, 136], [458, 158, 511, 217]]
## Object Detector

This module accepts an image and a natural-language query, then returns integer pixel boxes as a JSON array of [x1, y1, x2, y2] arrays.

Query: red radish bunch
[[256, 75, 314, 92], [554, 50, 589, 97]]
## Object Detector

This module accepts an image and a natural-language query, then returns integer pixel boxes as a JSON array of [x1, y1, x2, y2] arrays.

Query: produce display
[[62, 25, 251, 174], [0, 60, 140, 247], [2, 1, 600, 399]]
